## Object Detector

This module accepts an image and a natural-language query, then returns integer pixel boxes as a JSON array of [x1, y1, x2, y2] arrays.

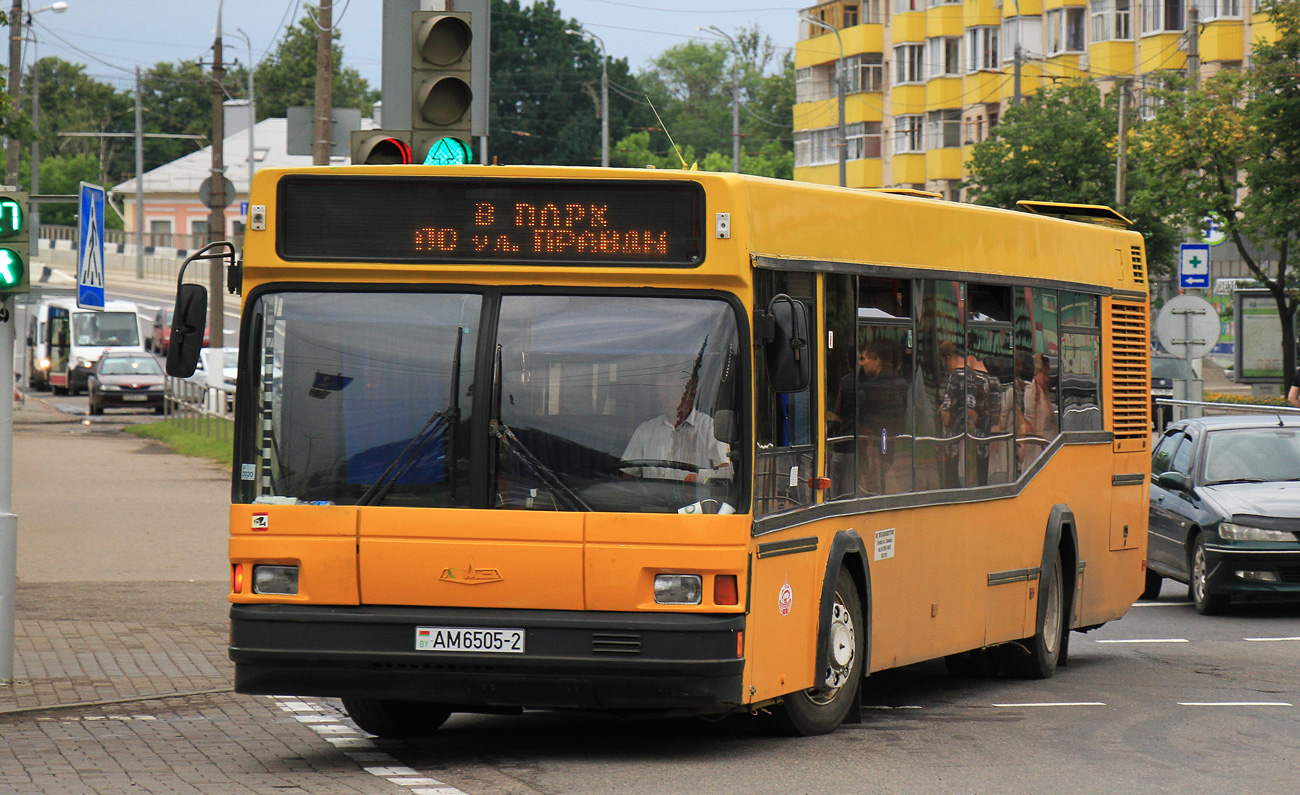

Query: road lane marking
[[1131, 601, 1193, 607], [1178, 701, 1293, 707], [992, 702, 1107, 708], [272, 697, 471, 795], [1095, 638, 1189, 643], [1244, 636, 1300, 642]]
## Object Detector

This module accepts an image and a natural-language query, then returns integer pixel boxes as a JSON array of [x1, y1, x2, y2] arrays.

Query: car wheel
[[1141, 569, 1163, 601], [341, 698, 450, 738], [771, 567, 865, 736], [1006, 548, 1066, 679], [1190, 534, 1230, 616]]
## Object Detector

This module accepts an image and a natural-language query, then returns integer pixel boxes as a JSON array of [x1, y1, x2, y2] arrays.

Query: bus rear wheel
[[772, 568, 864, 736], [341, 698, 451, 738], [1006, 548, 1065, 679]]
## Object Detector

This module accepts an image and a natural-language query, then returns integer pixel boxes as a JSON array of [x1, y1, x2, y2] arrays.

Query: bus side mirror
[[165, 283, 208, 378], [760, 294, 810, 393]]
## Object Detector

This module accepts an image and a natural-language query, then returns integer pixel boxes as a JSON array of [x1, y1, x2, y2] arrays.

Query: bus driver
[[621, 372, 731, 483]]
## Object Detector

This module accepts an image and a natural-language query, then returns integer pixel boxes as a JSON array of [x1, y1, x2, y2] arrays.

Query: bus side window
[[755, 269, 816, 517]]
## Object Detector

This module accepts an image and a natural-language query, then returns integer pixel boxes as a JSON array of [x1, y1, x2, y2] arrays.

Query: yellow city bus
[[180, 165, 1150, 738]]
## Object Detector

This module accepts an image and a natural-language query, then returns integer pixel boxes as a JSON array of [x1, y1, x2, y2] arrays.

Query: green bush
[[1203, 392, 1289, 406]]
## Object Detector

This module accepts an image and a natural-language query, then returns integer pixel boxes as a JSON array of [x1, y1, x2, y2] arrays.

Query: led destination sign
[[278, 176, 705, 266]]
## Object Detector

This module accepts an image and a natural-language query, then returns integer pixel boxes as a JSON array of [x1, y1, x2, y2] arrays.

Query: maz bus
[[166, 166, 1150, 738]]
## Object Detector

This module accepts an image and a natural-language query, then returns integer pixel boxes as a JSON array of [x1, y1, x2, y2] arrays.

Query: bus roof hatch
[[1016, 200, 1133, 229]]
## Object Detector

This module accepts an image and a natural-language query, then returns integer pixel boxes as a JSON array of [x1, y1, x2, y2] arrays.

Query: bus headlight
[[654, 573, 702, 605], [38, 358, 50, 370], [1219, 523, 1297, 542], [252, 564, 299, 595]]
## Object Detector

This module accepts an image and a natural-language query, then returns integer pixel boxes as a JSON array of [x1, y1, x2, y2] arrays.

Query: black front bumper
[[231, 604, 746, 713]]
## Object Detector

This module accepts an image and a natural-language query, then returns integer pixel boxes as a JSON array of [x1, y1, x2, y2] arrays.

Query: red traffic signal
[[350, 131, 413, 165]]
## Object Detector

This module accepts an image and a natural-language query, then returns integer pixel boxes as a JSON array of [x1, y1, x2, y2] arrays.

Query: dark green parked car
[[1148, 415, 1300, 614]]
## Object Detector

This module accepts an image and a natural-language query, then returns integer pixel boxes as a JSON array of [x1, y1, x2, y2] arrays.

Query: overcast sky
[[24, 0, 800, 95]]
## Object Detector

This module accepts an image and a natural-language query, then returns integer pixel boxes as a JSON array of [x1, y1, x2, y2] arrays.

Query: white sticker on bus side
[[874, 528, 895, 561]]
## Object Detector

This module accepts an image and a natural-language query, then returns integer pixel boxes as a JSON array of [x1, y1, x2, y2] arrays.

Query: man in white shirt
[[621, 376, 730, 482]]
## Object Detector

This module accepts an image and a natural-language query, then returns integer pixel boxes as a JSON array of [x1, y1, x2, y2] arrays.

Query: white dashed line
[[1130, 601, 1193, 607], [1178, 701, 1293, 707], [992, 702, 1107, 708], [1244, 636, 1300, 642], [1095, 638, 1189, 644], [271, 697, 470, 795]]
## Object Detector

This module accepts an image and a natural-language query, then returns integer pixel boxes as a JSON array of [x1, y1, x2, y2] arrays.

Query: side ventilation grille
[[592, 633, 641, 655], [1130, 245, 1147, 285], [1110, 300, 1149, 443]]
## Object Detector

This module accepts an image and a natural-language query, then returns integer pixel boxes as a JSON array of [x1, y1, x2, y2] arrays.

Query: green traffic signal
[[424, 136, 474, 165], [0, 196, 23, 239], [0, 248, 24, 289], [0, 191, 30, 294]]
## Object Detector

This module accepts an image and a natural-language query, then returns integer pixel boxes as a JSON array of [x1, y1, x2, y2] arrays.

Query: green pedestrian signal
[[0, 192, 30, 294], [423, 136, 473, 165]]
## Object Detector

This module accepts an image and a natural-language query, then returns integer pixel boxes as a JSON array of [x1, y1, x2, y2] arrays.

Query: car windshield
[[100, 356, 162, 376], [238, 292, 743, 514], [1202, 427, 1300, 484], [73, 311, 140, 347], [1151, 356, 1193, 380]]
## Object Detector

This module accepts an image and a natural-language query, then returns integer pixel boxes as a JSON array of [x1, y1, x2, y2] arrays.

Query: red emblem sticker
[[777, 579, 793, 616], [251, 512, 269, 531]]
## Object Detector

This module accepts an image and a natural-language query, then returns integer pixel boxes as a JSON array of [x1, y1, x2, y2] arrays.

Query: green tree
[[37, 154, 122, 228], [139, 60, 215, 172], [488, 0, 651, 165], [17, 57, 132, 189], [964, 79, 1176, 272], [255, 4, 377, 120], [618, 24, 795, 178], [0, 9, 27, 143]]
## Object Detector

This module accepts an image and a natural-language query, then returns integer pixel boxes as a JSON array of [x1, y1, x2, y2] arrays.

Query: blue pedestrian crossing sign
[[1180, 243, 1210, 289], [77, 181, 106, 310]]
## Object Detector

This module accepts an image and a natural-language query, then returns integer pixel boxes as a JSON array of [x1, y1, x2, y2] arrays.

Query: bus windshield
[[241, 292, 743, 514], [72, 311, 141, 347]]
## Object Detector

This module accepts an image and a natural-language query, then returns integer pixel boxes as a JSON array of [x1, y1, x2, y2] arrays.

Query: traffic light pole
[[1, 292, 13, 684]]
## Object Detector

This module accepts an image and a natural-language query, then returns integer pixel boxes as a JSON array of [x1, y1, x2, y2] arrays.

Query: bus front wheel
[[342, 698, 451, 738], [772, 567, 864, 736]]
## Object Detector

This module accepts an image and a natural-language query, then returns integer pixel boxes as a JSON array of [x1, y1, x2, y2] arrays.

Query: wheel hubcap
[[807, 594, 856, 705], [1042, 562, 1062, 654], [1193, 544, 1207, 604]]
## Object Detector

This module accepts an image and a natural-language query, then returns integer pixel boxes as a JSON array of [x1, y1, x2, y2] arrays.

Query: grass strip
[[125, 418, 234, 467]]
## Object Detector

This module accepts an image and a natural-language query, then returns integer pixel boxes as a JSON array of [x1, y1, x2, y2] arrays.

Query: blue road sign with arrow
[[1180, 243, 1210, 289]]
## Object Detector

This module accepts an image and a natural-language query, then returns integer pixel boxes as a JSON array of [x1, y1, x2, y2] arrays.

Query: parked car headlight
[[1219, 522, 1298, 542], [99, 384, 121, 392], [148, 385, 164, 392], [76, 357, 94, 368]]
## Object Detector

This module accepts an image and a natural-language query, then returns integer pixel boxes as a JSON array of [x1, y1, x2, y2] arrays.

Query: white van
[[26, 297, 146, 395]]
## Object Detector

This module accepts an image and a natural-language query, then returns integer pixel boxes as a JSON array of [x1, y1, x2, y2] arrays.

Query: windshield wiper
[[488, 343, 590, 512], [1206, 477, 1268, 485], [490, 418, 591, 512], [359, 328, 466, 507]]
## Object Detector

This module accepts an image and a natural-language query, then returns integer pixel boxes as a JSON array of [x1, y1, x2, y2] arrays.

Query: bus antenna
[[646, 94, 696, 171]]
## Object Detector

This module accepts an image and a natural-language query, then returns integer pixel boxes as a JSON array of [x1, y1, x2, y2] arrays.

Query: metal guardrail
[[164, 377, 234, 442], [1154, 397, 1300, 433]]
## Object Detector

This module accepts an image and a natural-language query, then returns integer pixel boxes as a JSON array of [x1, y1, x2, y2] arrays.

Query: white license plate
[[415, 626, 525, 654], [122, 395, 148, 401]]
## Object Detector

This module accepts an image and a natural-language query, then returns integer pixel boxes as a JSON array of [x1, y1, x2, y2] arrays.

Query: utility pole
[[312, 0, 333, 166], [1115, 80, 1127, 208], [1187, 4, 1200, 86], [208, 1, 226, 348], [1013, 43, 1023, 105], [6, 0, 23, 185], [135, 66, 144, 279]]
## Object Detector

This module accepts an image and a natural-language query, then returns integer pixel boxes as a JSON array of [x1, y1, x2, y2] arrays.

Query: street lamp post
[[24, 2, 68, 262], [802, 14, 846, 187], [701, 25, 741, 173], [567, 28, 608, 167], [232, 28, 255, 193]]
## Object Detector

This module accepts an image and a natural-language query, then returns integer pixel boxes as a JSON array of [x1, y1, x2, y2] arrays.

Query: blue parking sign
[[1180, 243, 1210, 289], [77, 182, 106, 309]]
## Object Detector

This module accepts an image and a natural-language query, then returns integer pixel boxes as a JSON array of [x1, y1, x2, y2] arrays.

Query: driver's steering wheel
[[615, 459, 702, 477]]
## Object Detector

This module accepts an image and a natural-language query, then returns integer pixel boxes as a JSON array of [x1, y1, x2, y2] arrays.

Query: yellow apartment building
[[794, 0, 1272, 197]]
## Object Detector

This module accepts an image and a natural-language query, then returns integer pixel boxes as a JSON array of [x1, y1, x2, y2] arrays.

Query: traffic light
[[411, 10, 473, 164], [351, 130, 413, 165], [0, 191, 29, 294]]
